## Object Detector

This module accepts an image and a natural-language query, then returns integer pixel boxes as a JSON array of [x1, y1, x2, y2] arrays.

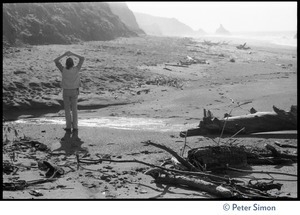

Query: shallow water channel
[[13, 117, 198, 132]]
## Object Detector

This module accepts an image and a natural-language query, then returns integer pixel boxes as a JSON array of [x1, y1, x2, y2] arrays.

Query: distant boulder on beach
[[215, 24, 231, 35]]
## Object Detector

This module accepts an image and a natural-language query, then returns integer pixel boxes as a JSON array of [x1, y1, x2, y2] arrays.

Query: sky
[[126, 2, 297, 33]]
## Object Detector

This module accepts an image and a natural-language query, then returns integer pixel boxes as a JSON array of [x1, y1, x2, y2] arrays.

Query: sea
[[233, 31, 297, 47], [197, 31, 297, 48]]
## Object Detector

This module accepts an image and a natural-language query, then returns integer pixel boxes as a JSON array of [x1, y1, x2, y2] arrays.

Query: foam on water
[[13, 117, 198, 132], [197, 31, 297, 48]]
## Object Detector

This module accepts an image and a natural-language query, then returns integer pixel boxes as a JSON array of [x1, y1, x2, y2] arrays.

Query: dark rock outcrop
[[108, 2, 145, 35], [3, 2, 138, 46], [215, 24, 231, 35]]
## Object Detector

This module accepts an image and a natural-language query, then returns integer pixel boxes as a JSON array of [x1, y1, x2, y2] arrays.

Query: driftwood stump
[[187, 144, 297, 171], [188, 145, 248, 170]]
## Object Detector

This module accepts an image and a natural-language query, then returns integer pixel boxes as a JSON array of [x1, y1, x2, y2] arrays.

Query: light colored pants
[[63, 89, 79, 129]]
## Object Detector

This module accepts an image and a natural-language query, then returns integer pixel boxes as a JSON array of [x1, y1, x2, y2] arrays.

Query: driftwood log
[[180, 105, 297, 137], [164, 63, 188, 68], [236, 42, 251, 50], [3, 178, 57, 191], [154, 174, 234, 198]]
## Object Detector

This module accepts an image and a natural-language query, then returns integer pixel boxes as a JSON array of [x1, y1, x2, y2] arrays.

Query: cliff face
[[108, 2, 145, 35], [134, 12, 206, 37], [3, 2, 138, 46]]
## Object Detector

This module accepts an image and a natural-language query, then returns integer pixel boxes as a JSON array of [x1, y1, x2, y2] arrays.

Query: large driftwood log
[[149, 171, 289, 198], [180, 105, 297, 137]]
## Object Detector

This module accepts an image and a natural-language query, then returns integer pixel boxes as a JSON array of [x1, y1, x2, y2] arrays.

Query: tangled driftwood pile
[[3, 122, 78, 194], [3, 134, 66, 192], [3, 134, 297, 198], [76, 140, 296, 199]]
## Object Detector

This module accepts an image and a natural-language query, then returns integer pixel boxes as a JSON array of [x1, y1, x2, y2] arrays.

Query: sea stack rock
[[215, 24, 231, 35]]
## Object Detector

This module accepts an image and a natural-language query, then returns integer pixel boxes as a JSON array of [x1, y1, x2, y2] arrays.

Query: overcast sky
[[126, 2, 297, 33]]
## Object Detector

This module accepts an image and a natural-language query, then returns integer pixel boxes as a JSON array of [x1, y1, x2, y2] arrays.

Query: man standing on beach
[[54, 51, 85, 132]]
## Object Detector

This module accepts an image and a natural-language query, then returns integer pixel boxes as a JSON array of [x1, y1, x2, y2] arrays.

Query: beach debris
[[145, 75, 183, 89], [155, 174, 233, 198], [177, 56, 209, 66], [29, 189, 43, 197], [39, 160, 65, 178], [165, 63, 188, 68], [163, 67, 172, 71], [180, 105, 297, 137], [139, 189, 148, 194], [3, 180, 27, 191], [136, 88, 150, 95], [4, 136, 50, 153], [3, 160, 17, 175], [248, 180, 283, 192], [274, 141, 297, 149], [201, 40, 221, 46], [3, 178, 57, 191], [236, 43, 251, 50], [164, 55, 208, 68], [14, 70, 27, 75], [229, 58, 235, 62], [197, 40, 229, 46], [275, 63, 293, 69], [220, 41, 230, 45], [2, 131, 70, 193]]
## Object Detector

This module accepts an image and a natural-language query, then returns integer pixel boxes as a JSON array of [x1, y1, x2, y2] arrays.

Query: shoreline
[[195, 32, 297, 48]]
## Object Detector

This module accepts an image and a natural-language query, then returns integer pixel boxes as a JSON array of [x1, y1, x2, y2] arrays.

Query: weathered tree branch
[[78, 157, 239, 183], [226, 166, 297, 177]]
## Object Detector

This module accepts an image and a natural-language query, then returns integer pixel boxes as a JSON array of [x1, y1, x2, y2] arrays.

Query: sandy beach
[[2, 35, 297, 199]]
